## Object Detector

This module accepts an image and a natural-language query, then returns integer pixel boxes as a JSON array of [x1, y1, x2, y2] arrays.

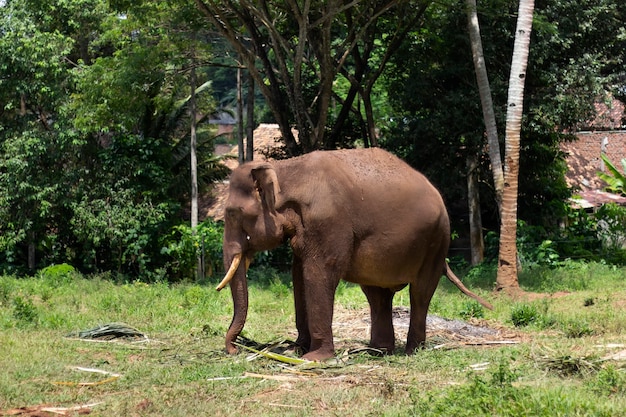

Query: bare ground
[[331, 306, 524, 352]]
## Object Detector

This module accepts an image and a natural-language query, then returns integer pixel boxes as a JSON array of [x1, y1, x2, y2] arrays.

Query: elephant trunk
[[222, 253, 249, 354]]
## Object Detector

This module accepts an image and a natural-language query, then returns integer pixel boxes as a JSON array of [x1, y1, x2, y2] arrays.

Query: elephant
[[217, 147, 492, 361]]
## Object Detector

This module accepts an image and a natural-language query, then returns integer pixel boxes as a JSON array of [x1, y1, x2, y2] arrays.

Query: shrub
[[459, 300, 484, 320], [160, 219, 224, 281], [12, 296, 38, 326], [595, 203, 626, 263], [38, 263, 77, 287], [71, 184, 176, 276], [510, 303, 539, 327], [562, 319, 593, 338], [592, 365, 626, 396]]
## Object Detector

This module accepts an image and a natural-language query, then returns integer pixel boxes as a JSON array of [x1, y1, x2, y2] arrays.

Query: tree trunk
[[467, 154, 484, 266], [362, 88, 378, 148], [190, 64, 202, 281], [246, 72, 254, 162], [466, 0, 504, 211], [496, 0, 534, 291], [236, 66, 245, 164], [28, 232, 36, 271]]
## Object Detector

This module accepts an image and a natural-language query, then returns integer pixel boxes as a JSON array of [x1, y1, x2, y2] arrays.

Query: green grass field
[[1, 262, 626, 416]]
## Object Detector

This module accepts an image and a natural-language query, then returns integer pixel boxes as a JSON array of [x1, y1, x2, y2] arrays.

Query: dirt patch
[[333, 306, 522, 350]]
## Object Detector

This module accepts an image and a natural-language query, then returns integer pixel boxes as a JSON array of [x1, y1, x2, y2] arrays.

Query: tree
[[194, 0, 431, 154], [496, 0, 534, 291], [383, 0, 624, 271], [0, 0, 81, 272], [0, 0, 229, 277], [465, 0, 504, 264]]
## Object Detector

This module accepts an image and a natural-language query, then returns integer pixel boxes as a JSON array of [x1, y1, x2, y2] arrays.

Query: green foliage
[[514, 207, 626, 268], [0, 0, 230, 279], [598, 154, 626, 195], [595, 203, 626, 260], [592, 366, 626, 396], [12, 296, 38, 326], [383, 0, 625, 233], [510, 303, 539, 327], [561, 319, 594, 339], [71, 184, 175, 276], [38, 263, 77, 288], [160, 219, 224, 281], [459, 300, 485, 320]]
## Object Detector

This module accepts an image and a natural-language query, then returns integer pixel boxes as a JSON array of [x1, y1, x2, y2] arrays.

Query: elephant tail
[[444, 263, 493, 310]]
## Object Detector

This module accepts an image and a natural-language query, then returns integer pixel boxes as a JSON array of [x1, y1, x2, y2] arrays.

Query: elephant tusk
[[216, 253, 242, 291]]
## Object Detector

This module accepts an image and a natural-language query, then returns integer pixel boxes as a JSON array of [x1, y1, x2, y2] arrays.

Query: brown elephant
[[217, 147, 492, 361]]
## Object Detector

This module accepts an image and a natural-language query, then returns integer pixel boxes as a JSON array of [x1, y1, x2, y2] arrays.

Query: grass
[[1, 261, 626, 416]]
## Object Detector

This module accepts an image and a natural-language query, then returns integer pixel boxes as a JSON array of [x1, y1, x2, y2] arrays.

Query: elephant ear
[[251, 164, 281, 214]]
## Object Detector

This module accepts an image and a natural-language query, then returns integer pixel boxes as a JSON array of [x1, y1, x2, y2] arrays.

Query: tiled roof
[[561, 131, 626, 193], [560, 96, 626, 206], [570, 189, 626, 209], [583, 98, 625, 130]]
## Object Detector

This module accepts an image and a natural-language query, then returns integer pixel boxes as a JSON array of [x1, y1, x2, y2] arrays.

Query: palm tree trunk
[[496, 0, 534, 291], [465, 0, 504, 210]]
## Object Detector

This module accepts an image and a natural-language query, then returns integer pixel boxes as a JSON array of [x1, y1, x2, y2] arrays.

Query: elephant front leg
[[361, 285, 395, 353], [292, 256, 310, 353], [303, 300, 336, 361], [300, 262, 340, 361]]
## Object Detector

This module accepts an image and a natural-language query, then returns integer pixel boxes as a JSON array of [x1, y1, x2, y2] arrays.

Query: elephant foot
[[405, 340, 426, 355], [226, 342, 239, 355], [370, 343, 395, 355], [302, 347, 335, 361], [369, 331, 395, 355], [295, 336, 311, 353]]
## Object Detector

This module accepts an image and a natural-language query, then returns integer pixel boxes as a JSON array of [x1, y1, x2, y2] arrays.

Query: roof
[[208, 110, 237, 125], [558, 95, 626, 208], [582, 98, 625, 130], [569, 189, 626, 209], [561, 131, 626, 192]]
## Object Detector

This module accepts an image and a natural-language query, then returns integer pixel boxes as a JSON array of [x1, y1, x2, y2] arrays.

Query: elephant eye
[[225, 207, 242, 220]]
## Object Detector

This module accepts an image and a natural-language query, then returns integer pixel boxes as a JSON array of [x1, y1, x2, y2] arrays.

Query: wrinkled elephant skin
[[220, 148, 491, 361]]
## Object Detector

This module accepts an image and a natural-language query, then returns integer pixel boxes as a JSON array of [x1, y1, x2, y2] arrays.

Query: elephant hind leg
[[406, 270, 441, 354], [361, 285, 395, 354]]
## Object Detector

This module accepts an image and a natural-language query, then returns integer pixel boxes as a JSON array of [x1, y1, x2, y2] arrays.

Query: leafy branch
[[598, 154, 626, 195]]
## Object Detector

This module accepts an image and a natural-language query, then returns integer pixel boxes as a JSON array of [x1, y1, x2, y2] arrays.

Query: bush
[[38, 263, 77, 287], [12, 296, 38, 326], [510, 303, 539, 327], [595, 203, 626, 263], [562, 319, 594, 338], [160, 219, 224, 281], [459, 300, 484, 320], [592, 366, 626, 396], [71, 184, 176, 276]]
